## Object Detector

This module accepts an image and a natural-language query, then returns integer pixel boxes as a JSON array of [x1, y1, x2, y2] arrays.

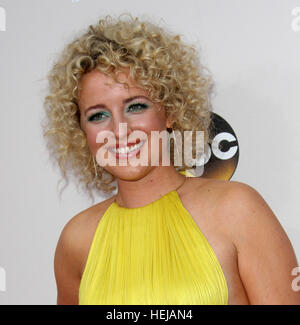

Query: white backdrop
[[0, 0, 299, 304]]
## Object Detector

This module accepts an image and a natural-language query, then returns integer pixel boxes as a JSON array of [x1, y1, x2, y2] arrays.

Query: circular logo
[[186, 112, 239, 180]]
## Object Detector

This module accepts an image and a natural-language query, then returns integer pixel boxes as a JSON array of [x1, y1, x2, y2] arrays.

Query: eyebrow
[[84, 95, 150, 115]]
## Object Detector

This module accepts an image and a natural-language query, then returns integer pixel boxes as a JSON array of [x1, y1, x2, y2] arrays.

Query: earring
[[173, 129, 182, 166], [92, 156, 98, 182]]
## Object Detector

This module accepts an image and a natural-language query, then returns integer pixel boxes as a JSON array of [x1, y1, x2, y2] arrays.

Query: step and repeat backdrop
[[0, 0, 299, 304]]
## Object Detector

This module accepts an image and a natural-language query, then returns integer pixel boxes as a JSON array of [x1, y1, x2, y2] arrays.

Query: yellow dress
[[79, 170, 228, 305]]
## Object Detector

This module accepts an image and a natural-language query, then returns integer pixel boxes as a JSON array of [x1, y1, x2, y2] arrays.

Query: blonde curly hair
[[42, 14, 214, 202]]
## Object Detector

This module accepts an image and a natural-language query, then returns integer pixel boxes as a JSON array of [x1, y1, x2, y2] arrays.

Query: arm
[[222, 182, 300, 304], [54, 216, 85, 305]]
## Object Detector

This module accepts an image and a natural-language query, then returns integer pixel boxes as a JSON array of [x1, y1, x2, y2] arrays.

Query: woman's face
[[78, 69, 172, 181]]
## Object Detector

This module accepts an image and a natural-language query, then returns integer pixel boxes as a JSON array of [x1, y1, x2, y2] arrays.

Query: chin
[[104, 165, 154, 182]]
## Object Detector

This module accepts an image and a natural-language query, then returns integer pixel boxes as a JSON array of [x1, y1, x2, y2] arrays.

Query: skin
[[54, 69, 300, 305]]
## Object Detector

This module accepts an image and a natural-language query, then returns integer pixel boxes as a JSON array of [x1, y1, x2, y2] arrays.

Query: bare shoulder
[[191, 177, 300, 304], [56, 195, 115, 273], [191, 177, 292, 246], [186, 177, 300, 304], [59, 196, 115, 242], [206, 179, 287, 237], [187, 177, 279, 229], [54, 195, 115, 304]]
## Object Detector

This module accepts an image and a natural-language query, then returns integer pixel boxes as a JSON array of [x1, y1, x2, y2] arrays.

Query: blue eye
[[126, 103, 148, 113], [88, 111, 110, 122]]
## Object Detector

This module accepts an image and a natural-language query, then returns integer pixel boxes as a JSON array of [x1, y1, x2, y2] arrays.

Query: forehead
[[81, 68, 132, 86], [78, 69, 148, 105]]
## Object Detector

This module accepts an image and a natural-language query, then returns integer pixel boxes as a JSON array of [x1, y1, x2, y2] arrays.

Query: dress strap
[[174, 174, 187, 192]]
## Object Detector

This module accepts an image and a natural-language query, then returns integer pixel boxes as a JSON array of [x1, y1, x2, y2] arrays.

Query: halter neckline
[[113, 175, 187, 209]]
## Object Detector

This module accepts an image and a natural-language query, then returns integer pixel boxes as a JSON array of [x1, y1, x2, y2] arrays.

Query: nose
[[111, 115, 133, 144]]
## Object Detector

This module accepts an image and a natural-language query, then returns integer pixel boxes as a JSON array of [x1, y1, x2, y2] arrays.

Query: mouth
[[108, 140, 146, 159]]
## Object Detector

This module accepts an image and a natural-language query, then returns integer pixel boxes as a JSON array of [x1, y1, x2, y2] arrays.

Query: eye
[[88, 111, 110, 122], [126, 103, 149, 113]]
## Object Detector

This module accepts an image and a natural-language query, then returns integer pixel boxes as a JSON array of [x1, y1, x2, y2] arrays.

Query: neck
[[114, 166, 186, 208]]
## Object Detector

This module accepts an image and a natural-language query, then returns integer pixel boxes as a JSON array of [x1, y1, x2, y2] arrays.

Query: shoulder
[[55, 195, 115, 279], [54, 196, 115, 304], [57, 196, 115, 249], [193, 177, 288, 242], [187, 176, 296, 265], [193, 178, 300, 304], [189, 177, 277, 227], [210, 179, 285, 240], [213, 178, 296, 257]]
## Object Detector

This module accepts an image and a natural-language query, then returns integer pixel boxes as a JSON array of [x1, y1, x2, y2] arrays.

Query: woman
[[42, 14, 300, 305]]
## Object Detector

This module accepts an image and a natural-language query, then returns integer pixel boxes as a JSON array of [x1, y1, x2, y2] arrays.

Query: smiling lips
[[108, 140, 146, 158]]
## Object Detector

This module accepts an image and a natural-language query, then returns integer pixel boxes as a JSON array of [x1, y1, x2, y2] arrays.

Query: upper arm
[[54, 217, 84, 305], [222, 182, 300, 305], [54, 201, 110, 305]]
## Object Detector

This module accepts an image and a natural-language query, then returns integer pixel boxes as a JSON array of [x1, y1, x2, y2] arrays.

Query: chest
[[79, 196, 229, 305]]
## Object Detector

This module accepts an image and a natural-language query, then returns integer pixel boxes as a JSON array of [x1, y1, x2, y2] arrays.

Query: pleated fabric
[[79, 171, 228, 305]]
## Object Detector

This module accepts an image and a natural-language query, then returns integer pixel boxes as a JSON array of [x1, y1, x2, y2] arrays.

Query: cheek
[[135, 112, 168, 155], [84, 127, 102, 155], [134, 110, 168, 132]]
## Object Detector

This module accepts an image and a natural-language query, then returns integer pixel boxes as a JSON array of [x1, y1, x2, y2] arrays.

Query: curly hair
[[41, 13, 214, 202]]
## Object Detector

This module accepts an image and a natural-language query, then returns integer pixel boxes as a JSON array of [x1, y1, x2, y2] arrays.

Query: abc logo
[[191, 113, 239, 180]]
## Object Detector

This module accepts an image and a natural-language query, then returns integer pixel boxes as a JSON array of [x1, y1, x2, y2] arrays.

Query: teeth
[[111, 141, 144, 154]]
